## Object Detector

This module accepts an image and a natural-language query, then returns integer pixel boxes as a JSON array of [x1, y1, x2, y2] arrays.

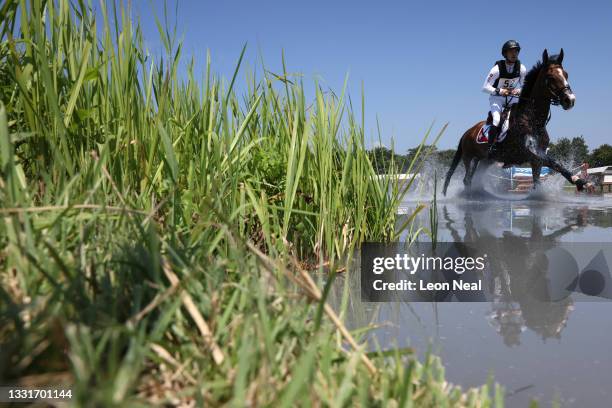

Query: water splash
[[401, 158, 612, 206]]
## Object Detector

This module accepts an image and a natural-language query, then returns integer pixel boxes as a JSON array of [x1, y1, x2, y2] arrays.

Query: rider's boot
[[487, 125, 500, 159]]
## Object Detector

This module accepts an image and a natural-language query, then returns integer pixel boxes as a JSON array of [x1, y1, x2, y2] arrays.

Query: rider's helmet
[[502, 40, 521, 57]]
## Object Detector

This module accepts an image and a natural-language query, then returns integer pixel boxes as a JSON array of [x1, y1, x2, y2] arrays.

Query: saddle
[[476, 108, 512, 144]]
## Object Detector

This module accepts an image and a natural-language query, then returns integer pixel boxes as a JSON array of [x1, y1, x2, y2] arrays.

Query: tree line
[[369, 136, 612, 174]]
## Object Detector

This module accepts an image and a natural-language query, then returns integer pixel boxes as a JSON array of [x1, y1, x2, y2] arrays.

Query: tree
[[404, 145, 438, 171], [548, 137, 571, 160], [368, 146, 401, 174], [435, 149, 458, 168], [400, 145, 457, 170], [589, 144, 612, 167], [368, 145, 463, 174], [570, 136, 589, 164], [548, 136, 589, 164]]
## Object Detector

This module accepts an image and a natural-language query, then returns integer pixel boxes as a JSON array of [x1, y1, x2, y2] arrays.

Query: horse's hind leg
[[462, 157, 472, 188], [463, 158, 479, 190]]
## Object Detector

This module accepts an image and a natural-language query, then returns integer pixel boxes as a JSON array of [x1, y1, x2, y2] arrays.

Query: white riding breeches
[[489, 95, 518, 127]]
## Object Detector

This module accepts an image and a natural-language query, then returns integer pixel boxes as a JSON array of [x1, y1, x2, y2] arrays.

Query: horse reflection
[[443, 204, 586, 346]]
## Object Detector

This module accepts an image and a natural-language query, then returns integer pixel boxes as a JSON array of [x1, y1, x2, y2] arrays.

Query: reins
[[501, 94, 553, 125], [505, 85, 558, 126]]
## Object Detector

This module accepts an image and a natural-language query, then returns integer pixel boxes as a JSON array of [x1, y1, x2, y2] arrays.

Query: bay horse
[[443, 49, 588, 196]]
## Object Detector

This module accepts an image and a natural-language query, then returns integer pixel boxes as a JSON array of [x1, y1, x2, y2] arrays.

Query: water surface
[[335, 182, 612, 407]]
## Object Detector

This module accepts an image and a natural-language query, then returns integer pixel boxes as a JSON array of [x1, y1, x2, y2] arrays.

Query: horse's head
[[542, 49, 576, 110]]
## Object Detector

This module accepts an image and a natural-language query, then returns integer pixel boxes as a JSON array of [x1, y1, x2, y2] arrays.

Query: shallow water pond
[[335, 191, 612, 407]]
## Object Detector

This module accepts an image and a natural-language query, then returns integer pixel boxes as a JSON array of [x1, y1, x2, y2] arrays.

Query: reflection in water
[[334, 197, 612, 407], [442, 204, 579, 347]]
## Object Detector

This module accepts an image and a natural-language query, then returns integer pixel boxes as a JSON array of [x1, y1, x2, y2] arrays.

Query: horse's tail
[[443, 139, 463, 196]]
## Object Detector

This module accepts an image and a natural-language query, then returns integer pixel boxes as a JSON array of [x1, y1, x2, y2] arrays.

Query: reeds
[[0, 1, 501, 405]]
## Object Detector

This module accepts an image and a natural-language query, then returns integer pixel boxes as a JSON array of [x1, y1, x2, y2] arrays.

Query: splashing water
[[402, 157, 612, 207]]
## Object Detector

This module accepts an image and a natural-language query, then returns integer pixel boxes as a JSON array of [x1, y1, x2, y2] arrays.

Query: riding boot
[[487, 125, 500, 158]]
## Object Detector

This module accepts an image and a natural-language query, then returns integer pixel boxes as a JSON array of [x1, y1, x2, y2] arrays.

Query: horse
[[442, 49, 588, 196], [442, 204, 580, 345]]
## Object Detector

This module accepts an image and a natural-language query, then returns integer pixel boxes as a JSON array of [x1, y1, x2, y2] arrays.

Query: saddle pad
[[476, 114, 510, 144]]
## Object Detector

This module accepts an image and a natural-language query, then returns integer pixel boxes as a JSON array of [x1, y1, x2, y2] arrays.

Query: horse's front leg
[[538, 153, 587, 191], [527, 130, 587, 191], [531, 162, 542, 189]]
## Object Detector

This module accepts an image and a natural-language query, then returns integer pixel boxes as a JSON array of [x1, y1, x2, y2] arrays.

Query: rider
[[482, 40, 527, 157]]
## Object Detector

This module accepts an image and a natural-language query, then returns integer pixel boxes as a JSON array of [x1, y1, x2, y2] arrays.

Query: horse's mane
[[519, 54, 563, 103]]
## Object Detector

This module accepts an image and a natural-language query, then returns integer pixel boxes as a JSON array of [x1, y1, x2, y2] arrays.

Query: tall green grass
[[0, 0, 502, 406]]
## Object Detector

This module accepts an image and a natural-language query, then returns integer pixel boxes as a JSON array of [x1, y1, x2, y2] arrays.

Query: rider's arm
[[482, 65, 500, 95]]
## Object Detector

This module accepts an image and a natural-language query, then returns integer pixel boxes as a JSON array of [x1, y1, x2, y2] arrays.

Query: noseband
[[545, 76, 572, 106]]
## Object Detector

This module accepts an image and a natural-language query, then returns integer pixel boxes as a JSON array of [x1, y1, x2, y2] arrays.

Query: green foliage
[[0, 0, 498, 406], [368, 146, 395, 174], [589, 144, 612, 167], [251, 146, 288, 194], [435, 149, 458, 168], [548, 136, 589, 164], [369, 144, 457, 175], [570, 136, 590, 164], [547, 136, 612, 168]]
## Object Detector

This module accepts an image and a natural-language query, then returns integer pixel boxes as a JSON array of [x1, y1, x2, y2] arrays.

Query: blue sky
[[129, 0, 611, 151]]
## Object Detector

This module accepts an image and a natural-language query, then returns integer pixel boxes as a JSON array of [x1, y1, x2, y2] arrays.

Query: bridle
[[509, 67, 572, 107], [498, 67, 573, 126], [544, 74, 572, 106]]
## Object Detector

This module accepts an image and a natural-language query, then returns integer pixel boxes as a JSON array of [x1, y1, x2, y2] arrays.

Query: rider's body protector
[[483, 60, 527, 127], [483, 60, 527, 96]]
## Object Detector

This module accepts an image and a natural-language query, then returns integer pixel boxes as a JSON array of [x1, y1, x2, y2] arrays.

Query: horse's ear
[[558, 48, 564, 64], [542, 49, 549, 64]]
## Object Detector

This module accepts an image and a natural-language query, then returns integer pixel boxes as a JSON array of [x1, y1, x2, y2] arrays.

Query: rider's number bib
[[499, 77, 519, 89]]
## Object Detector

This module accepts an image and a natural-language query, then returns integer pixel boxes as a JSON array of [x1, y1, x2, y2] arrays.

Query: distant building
[[575, 165, 612, 193]]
